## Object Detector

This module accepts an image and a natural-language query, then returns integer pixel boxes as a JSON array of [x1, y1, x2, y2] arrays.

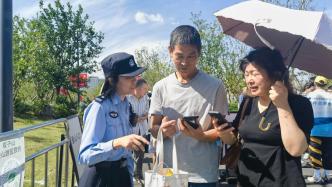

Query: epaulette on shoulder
[[94, 95, 106, 104]]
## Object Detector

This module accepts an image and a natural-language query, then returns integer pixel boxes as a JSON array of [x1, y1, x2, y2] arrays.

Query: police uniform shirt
[[78, 94, 134, 174], [237, 95, 313, 187]]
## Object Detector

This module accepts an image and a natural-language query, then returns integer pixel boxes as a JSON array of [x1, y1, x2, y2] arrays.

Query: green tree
[[13, 16, 31, 104], [13, 16, 54, 114], [38, 0, 103, 98], [191, 13, 247, 103], [135, 47, 173, 87], [135, 14, 248, 104], [13, 0, 104, 117], [261, 0, 314, 10], [36, 0, 104, 115], [28, 19, 54, 108], [13, 16, 35, 114]]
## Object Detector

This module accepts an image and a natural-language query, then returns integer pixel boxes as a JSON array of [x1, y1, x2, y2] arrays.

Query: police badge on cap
[[101, 52, 146, 78], [129, 59, 135, 67]]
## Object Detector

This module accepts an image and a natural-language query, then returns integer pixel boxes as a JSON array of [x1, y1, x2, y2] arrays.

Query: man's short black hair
[[169, 25, 202, 53], [135, 79, 147, 88]]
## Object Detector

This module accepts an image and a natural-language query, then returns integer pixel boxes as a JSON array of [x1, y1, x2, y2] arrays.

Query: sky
[[13, 0, 332, 78]]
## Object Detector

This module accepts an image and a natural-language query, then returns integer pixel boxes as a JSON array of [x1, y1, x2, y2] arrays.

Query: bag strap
[[238, 97, 250, 129], [220, 98, 251, 165], [172, 135, 178, 173], [154, 126, 179, 173], [154, 128, 164, 170], [232, 97, 251, 139]]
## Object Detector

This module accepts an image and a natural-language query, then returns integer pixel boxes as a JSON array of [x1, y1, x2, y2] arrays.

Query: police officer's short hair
[[169, 25, 202, 54]]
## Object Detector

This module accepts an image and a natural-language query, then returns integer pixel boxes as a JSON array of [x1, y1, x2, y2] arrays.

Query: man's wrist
[[151, 125, 160, 138]]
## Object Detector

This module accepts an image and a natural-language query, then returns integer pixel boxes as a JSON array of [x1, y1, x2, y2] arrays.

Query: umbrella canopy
[[215, 0, 332, 79]]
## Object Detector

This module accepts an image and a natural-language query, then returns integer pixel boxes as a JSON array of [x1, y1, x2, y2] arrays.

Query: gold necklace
[[258, 100, 272, 132], [258, 116, 271, 131]]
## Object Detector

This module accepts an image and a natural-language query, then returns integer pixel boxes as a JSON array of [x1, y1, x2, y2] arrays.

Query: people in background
[[327, 85, 332, 93], [302, 78, 315, 96], [127, 79, 150, 184], [306, 75, 332, 184], [300, 78, 316, 167]]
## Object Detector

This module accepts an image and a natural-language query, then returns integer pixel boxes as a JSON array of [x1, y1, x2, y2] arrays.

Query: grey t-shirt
[[149, 70, 228, 183]]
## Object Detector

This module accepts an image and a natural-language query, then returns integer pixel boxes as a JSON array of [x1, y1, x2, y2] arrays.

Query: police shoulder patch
[[94, 95, 105, 104]]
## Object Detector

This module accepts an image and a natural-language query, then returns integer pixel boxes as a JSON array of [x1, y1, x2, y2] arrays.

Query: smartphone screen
[[183, 116, 199, 129], [208, 111, 229, 127]]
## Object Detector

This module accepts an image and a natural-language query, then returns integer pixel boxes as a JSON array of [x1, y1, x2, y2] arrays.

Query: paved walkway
[[134, 153, 332, 187]]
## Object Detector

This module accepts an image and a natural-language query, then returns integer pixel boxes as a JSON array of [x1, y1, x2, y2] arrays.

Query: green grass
[[229, 102, 239, 113], [14, 116, 75, 187]]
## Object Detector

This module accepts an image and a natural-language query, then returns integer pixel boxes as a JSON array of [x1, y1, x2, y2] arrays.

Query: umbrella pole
[[258, 36, 304, 132], [285, 36, 305, 72]]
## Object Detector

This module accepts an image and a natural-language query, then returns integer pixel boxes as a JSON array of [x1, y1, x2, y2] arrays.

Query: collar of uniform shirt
[[111, 93, 128, 105]]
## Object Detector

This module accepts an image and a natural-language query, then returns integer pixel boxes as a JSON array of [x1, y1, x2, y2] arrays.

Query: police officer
[[78, 52, 149, 187]]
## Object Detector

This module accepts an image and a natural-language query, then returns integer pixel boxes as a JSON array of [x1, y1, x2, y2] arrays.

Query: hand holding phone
[[183, 116, 199, 129], [160, 116, 177, 138], [208, 111, 230, 128]]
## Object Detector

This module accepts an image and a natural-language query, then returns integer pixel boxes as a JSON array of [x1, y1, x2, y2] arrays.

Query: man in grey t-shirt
[[149, 25, 228, 187]]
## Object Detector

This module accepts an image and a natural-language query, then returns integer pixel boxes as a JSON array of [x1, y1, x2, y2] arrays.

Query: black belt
[[94, 158, 128, 169]]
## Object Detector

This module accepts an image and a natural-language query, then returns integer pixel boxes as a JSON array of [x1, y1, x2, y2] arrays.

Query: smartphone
[[208, 111, 230, 127], [183, 116, 199, 129]]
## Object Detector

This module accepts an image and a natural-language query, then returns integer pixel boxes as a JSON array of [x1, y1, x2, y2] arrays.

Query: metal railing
[[0, 118, 77, 187]]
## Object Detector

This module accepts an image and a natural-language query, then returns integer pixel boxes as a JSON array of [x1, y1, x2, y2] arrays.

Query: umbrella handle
[[254, 19, 275, 50]]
